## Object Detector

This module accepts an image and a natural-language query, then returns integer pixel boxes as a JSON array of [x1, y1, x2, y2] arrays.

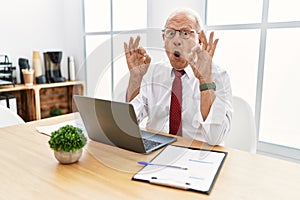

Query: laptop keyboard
[[142, 139, 162, 151]]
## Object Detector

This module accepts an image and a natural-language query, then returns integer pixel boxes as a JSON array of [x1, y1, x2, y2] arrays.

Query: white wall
[[63, 0, 85, 81], [0, 0, 84, 83]]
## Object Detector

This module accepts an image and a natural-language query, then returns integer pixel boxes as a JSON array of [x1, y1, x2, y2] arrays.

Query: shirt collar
[[163, 58, 194, 80], [169, 65, 194, 80], [183, 65, 194, 79]]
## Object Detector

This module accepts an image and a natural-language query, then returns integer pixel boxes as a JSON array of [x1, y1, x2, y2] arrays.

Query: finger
[[137, 52, 144, 60], [137, 47, 147, 55], [133, 35, 140, 51], [137, 47, 147, 61], [191, 44, 201, 54], [210, 38, 219, 57], [186, 51, 193, 64], [124, 42, 129, 54], [187, 52, 195, 65], [201, 30, 208, 50], [207, 32, 214, 52], [189, 44, 201, 62], [189, 59, 197, 71], [128, 37, 134, 51], [144, 54, 151, 64], [187, 50, 198, 66]]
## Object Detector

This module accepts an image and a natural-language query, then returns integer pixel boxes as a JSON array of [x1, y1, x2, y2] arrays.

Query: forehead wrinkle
[[165, 14, 197, 30]]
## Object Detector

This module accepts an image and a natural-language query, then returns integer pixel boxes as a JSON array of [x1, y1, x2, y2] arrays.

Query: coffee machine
[[43, 51, 65, 83]]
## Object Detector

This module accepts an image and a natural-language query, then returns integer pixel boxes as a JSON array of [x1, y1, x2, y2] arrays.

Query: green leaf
[[48, 125, 87, 152]]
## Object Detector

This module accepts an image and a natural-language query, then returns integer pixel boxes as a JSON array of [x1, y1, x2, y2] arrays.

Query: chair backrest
[[224, 96, 257, 153], [0, 105, 25, 128]]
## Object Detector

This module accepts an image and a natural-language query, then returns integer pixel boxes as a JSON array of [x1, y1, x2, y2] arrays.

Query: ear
[[162, 34, 165, 40], [198, 33, 202, 44]]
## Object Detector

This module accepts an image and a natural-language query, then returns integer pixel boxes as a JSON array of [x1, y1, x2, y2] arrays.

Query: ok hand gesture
[[124, 36, 151, 78], [188, 31, 219, 83]]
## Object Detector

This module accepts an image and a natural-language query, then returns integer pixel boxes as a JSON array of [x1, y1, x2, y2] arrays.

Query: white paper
[[8, 97, 17, 113], [133, 145, 226, 193], [0, 96, 6, 107], [36, 119, 87, 137]]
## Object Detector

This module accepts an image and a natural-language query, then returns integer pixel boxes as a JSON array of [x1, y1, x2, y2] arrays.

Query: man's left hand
[[188, 30, 219, 84]]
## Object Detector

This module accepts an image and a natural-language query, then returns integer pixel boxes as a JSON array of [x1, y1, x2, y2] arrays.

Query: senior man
[[123, 8, 232, 145]]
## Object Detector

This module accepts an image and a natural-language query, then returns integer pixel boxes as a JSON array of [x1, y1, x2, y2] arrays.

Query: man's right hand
[[124, 36, 151, 78], [124, 36, 151, 102]]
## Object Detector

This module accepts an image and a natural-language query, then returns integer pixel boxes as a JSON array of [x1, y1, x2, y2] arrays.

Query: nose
[[172, 31, 182, 46]]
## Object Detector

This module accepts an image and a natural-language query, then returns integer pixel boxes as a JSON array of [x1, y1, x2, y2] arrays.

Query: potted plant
[[50, 108, 63, 117], [48, 125, 87, 164]]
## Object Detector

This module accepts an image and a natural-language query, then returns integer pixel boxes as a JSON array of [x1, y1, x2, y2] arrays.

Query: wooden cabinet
[[0, 81, 84, 121]]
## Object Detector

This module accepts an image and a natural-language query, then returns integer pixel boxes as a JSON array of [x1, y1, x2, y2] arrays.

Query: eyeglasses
[[162, 28, 198, 39]]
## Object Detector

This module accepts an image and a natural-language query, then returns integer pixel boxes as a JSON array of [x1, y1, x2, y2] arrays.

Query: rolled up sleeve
[[193, 69, 233, 146]]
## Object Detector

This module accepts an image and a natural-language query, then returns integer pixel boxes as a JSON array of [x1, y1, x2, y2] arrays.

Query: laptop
[[73, 95, 177, 154]]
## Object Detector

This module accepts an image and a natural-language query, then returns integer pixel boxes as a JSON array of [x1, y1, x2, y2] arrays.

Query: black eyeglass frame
[[162, 27, 199, 39]]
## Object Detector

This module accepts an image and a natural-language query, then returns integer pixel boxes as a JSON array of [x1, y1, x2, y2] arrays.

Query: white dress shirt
[[131, 59, 233, 145]]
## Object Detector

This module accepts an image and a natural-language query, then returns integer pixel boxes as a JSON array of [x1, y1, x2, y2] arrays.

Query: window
[[268, 0, 300, 22], [260, 28, 300, 149], [83, 0, 147, 99], [206, 0, 300, 161], [206, 0, 262, 25], [112, 0, 147, 31], [84, 0, 111, 32], [213, 29, 260, 110]]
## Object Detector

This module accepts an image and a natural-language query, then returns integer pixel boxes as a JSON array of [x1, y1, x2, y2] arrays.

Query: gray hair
[[164, 8, 203, 31]]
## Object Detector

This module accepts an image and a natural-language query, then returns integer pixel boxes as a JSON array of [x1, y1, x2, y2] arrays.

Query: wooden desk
[[0, 114, 300, 199]]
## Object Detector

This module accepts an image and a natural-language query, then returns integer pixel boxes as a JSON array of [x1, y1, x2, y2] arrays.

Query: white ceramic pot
[[54, 149, 83, 164]]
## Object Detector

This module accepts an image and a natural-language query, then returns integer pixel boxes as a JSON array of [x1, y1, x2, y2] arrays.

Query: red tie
[[169, 70, 185, 136]]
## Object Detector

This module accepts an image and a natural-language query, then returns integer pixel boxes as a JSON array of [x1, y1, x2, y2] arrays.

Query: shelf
[[0, 81, 84, 121]]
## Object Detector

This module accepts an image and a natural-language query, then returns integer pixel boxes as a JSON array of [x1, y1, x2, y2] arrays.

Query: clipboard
[[132, 145, 227, 194]]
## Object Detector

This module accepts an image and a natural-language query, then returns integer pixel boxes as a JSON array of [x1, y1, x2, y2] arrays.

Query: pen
[[138, 161, 188, 170]]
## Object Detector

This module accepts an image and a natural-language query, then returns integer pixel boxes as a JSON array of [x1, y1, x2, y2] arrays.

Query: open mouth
[[174, 51, 181, 57]]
